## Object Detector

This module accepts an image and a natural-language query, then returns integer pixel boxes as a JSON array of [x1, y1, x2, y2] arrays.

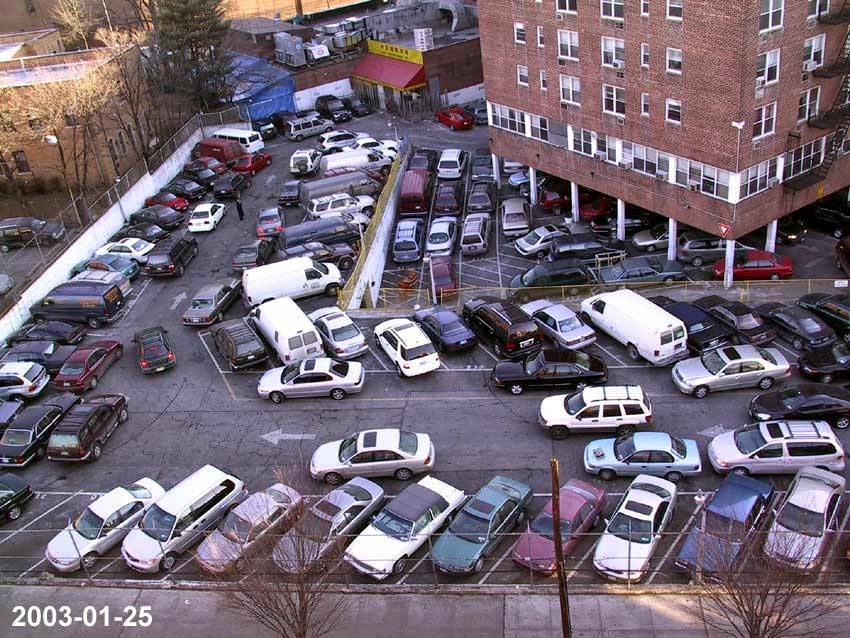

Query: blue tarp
[[227, 53, 295, 121]]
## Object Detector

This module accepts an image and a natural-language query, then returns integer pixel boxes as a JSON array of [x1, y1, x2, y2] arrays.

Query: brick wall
[[289, 54, 363, 91], [423, 38, 484, 95]]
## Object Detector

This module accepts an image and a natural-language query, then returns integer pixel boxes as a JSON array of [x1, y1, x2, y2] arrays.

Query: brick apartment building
[[479, 0, 850, 282]]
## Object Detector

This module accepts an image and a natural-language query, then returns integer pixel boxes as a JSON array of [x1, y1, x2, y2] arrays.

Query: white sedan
[[45, 478, 165, 572], [188, 203, 226, 233], [308, 306, 368, 359], [593, 474, 677, 582], [95, 238, 155, 264], [352, 137, 398, 159], [514, 224, 567, 258], [425, 217, 457, 256]]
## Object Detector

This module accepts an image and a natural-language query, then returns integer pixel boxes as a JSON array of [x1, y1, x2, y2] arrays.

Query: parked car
[[0, 341, 76, 375], [278, 179, 301, 206], [470, 148, 494, 181], [520, 299, 596, 349], [45, 393, 128, 461], [707, 419, 845, 475], [538, 384, 653, 440], [310, 428, 435, 485], [426, 217, 458, 256], [279, 241, 357, 271], [51, 340, 122, 392], [514, 225, 569, 259], [435, 106, 474, 130], [164, 178, 205, 201], [213, 173, 252, 199], [256, 208, 284, 238], [374, 318, 440, 377], [799, 198, 850, 238], [693, 295, 776, 345], [762, 467, 844, 571], [649, 297, 734, 355], [430, 255, 457, 301], [8, 321, 85, 347], [594, 475, 677, 582], [71, 254, 138, 280], [187, 203, 226, 233], [316, 130, 364, 153], [673, 344, 790, 398], [184, 156, 226, 175], [595, 256, 688, 284], [547, 234, 627, 265], [508, 169, 542, 190], [195, 484, 303, 573], [0, 393, 81, 468], [210, 319, 268, 370], [352, 137, 398, 159], [306, 193, 374, 222], [232, 240, 275, 272], [342, 96, 371, 117], [583, 431, 702, 483], [44, 478, 165, 571], [463, 297, 543, 359], [144, 236, 198, 277], [512, 479, 607, 574], [413, 306, 477, 352], [179, 166, 217, 190], [144, 190, 189, 212], [798, 343, 850, 383], [232, 152, 272, 176], [0, 217, 65, 251], [537, 182, 572, 217], [674, 472, 774, 577], [579, 196, 615, 221], [0, 473, 33, 522], [501, 159, 526, 174], [433, 181, 464, 216], [713, 250, 793, 281], [463, 102, 488, 125], [465, 180, 498, 216], [677, 233, 754, 267], [95, 238, 155, 264], [501, 197, 532, 237], [392, 218, 425, 263], [750, 383, 850, 429], [315, 94, 351, 123], [755, 301, 835, 350], [432, 475, 533, 575], [632, 223, 672, 253], [128, 205, 184, 230], [258, 358, 364, 403], [308, 307, 367, 359], [492, 348, 607, 395], [110, 222, 169, 245], [507, 260, 595, 302], [408, 148, 438, 173], [181, 279, 241, 327], [797, 293, 850, 341], [344, 475, 464, 579], [590, 214, 654, 238], [132, 326, 175, 374]]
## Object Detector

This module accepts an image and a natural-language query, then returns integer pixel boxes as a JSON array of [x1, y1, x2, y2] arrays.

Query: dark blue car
[[674, 473, 774, 577]]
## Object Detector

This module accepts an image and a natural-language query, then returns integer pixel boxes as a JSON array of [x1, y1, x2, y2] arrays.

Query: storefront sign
[[367, 40, 424, 65]]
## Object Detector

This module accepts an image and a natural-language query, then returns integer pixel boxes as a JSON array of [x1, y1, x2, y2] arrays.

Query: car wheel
[[176, 264, 185, 277], [552, 206, 564, 216], [536, 250, 546, 260], [295, 134, 303, 142], [392, 557, 407, 574], [115, 346, 123, 359], [247, 179, 253, 189], [250, 170, 256, 177], [663, 276, 674, 284], [396, 363, 404, 377], [494, 343, 503, 357], [834, 416, 850, 430], [580, 311, 592, 324], [835, 228, 844, 239], [82, 552, 98, 570], [7, 506, 22, 521], [473, 557, 485, 574], [598, 469, 617, 482], [627, 344, 641, 361], [769, 274, 780, 281], [91, 442, 103, 461], [549, 425, 568, 440], [792, 338, 804, 350], [330, 388, 346, 400], [192, 246, 199, 257], [269, 391, 285, 403], [821, 374, 834, 383], [160, 553, 178, 571], [87, 317, 100, 329], [36, 445, 46, 459], [731, 467, 750, 476], [323, 472, 343, 486], [646, 244, 657, 253], [362, 207, 374, 216], [118, 407, 128, 423], [665, 471, 683, 483], [693, 385, 710, 399], [690, 256, 704, 267], [394, 467, 414, 481], [339, 257, 353, 270], [325, 283, 339, 297], [616, 424, 636, 437], [758, 377, 774, 390], [0, 244, 8, 253], [89, 376, 98, 390], [509, 383, 524, 395]]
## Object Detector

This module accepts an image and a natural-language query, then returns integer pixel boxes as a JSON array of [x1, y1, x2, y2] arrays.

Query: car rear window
[[235, 341, 260, 356], [399, 430, 418, 455], [147, 254, 170, 266], [439, 160, 458, 170], [401, 342, 436, 360], [23, 364, 41, 382], [395, 241, 416, 251], [509, 321, 538, 340], [505, 212, 527, 225], [330, 361, 350, 377], [49, 433, 79, 449]]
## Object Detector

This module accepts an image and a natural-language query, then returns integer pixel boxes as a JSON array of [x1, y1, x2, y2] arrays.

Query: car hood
[[47, 527, 93, 563], [632, 229, 659, 245], [492, 360, 526, 381], [764, 523, 823, 568], [512, 530, 555, 566], [676, 528, 741, 574], [196, 530, 242, 571], [122, 528, 165, 562], [273, 530, 327, 573], [708, 431, 742, 464], [310, 441, 342, 472], [584, 439, 616, 466], [749, 393, 788, 418], [258, 367, 282, 392], [673, 357, 712, 383], [345, 524, 408, 567], [431, 530, 484, 569], [539, 395, 568, 422], [514, 236, 539, 252], [594, 533, 652, 573], [799, 348, 839, 369]]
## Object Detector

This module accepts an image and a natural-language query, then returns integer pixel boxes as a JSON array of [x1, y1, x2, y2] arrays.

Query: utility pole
[[550, 458, 572, 638]]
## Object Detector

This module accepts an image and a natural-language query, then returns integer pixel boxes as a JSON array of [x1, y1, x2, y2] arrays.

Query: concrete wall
[[443, 82, 484, 105], [293, 79, 353, 110]]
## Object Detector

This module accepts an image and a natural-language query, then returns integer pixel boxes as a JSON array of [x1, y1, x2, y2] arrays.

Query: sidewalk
[[4, 585, 850, 638]]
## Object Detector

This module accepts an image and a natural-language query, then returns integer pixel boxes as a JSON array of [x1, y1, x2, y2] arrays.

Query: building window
[[540, 70, 548, 91], [666, 48, 682, 73], [12, 150, 30, 174], [667, 0, 683, 19], [573, 128, 593, 155], [632, 144, 670, 177], [752, 103, 776, 139], [530, 114, 549, 141], [641, 93, 650, 116], [558, 30, 579, 60], [808, 0, 829, 18], [601, 0, 625, 20], [759, 0, 783, 32], [559, 74, 581, 104], [804, 34, 825, 68], [666, 99, 682, 123], [641, 0, 649, 15], [784, 138, 823, 178], [556, 0, 577, 12], [640, 43, 650, 67], [601, 37, 625, 67], [602, 85, 626, 116], [756, 49, 780, 86], [517, 65, 529, 86], [489, 103, 527, 135], [597, 134, 618, 162], [514, 23, 526, 45], [537, 26, 545, 48], [798, 87, 820, 122], [701, 165, 730, 199], [740, 158, 778, 199]]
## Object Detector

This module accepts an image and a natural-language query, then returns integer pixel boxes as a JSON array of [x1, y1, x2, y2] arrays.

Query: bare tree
[[51, 0, 101, 50]]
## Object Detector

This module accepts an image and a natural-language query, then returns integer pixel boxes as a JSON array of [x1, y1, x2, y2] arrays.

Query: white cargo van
[[212, 127, 264, 153], [319, 149, 391, 176], [249, 297, 323, 364], [241, 257, 342, 307], [580, 289, 688, 365]]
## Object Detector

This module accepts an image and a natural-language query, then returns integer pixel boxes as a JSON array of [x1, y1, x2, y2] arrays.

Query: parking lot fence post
[[549, 458, 572, 638], [428, 534, 438, 585], [67, 522, 92, 581]]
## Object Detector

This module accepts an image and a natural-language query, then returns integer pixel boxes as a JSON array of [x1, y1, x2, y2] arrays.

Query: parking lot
[[1, 112, 850, 590]]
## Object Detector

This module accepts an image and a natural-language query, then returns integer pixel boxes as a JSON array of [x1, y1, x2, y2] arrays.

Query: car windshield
[[139, 504, 176, 542], [191, 297, 214, 309], [777, 502, 824, 538], [281, 363, 301, 384], [704, 511, 746, 542], [798, 318, 822, 333], [734, 424, 767, 454], [430, 231, 449, 244], [73, 508, 104, 541], [449, 510, 491, 543], [688, 320, 711, 333], [372, 510, 413, 540], [436, 193, 456, 207], [700, 350, 726, 375], [235, 246, 257, 258], [0, 429, 30, 445], [565, 392, 586, 415], [520, 267, 542, 286], [829, 344, 850, 364], [776, 387, 806, 410], [159, 193, 176, 202], [737, 313, 761, 329], [608, 513, 652, 543], [235, 158, 250, 168], [339, 435, 358, 462], [331, 323, 360, 341], [219, 511, 253, 544], [529, 513, 570, 540], [58, 362, 86, 376], [522, 229, 544, 244], [614, 436, 636, 461]]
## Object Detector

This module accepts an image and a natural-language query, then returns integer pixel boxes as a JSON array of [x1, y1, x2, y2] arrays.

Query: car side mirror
[[603, 518, 609, 526], [172, 529, 182, 538]]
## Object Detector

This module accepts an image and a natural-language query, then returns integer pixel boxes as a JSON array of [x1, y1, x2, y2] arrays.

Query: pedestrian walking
[[236, 194, 244, 221]]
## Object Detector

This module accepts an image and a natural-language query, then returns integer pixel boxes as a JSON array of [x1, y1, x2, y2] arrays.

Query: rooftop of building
[[0, 48, 113, 88], [385, 23, 479, 49], [229, 16, 294, 34]]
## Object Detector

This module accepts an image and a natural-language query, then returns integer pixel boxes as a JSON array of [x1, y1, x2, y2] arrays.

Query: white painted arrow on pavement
[[169, 291, 187, 310], [261, 429, 316, 445]]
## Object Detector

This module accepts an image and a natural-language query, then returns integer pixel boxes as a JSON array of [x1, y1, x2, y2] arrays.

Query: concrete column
[[570, 181, 580, 223], [765, 220, 778, 254], [491, 153, 501, 184], [723, 238, 736, 288], [528, 166, 538, 206], [616, 198, 626, 242], [667, 218, 678, 261]]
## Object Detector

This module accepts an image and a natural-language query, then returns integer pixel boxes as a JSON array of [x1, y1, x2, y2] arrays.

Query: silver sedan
[[257, 358, 364, 402], [672, 344, 791, 399], [520, 299, 596, 349]]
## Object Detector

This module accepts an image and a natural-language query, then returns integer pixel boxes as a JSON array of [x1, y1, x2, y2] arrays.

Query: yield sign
[[717, 223, 732, 238]]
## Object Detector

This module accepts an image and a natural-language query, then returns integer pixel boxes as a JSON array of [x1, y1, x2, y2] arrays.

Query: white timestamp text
[[11, 605, 153, 628]]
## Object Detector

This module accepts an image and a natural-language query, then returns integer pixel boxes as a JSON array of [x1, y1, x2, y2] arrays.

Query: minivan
[[278, 218, 361, 250], [212, 127, 265, 154], [250, 297, 324, 364], [31, 282, 124, 328], [398, 169, 431, 216], [437, 148, 466, 179], [677, 232, 755, 267], [241, 257, 342, 306], [191, 138, 243, 166], [283, 116, 333, 141], [392, 219, 424, 263], [460, 213, 491, 256], [121, 465, 247, 572], [0, 217, 65, 252]]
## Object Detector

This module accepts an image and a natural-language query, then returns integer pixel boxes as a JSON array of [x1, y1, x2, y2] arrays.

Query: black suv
[[278, 180, 301, 207], [128, 205, 184, 230], [144, 237, 198, 277], [0, 217, 65, 252], [650, 296, 734, 355], [165, 178, 205, 201], [433, 181, 464, 216], [462, 297, 543, 359], [315, 94, 351, 123], [797, 293, 850, 340], [110, 222, 170, 245], [342, 96, 370, 117], [210, 319, 268, 370], [278, 241, 357, 270]]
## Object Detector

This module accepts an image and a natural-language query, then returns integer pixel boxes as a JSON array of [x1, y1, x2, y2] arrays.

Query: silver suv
[[306, 193, 375, 221], [708, 420, 845, 475]]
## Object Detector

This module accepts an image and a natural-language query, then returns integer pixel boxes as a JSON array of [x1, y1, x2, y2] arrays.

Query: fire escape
[[783, 3, 850, 192]]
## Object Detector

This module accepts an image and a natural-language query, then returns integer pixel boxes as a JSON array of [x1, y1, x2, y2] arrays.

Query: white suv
[[306, 192, 375, 222], [538, 385, 653, 440], [316, 130, 367, 154], [374, 319, 440, 377]]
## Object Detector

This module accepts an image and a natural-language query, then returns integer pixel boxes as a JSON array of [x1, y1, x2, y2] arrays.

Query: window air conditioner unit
[[688, 179, 701, 188], [767, 177, 779, 187], [752, 140, 761, 150], [616, 71, 625, 79], [619, 160, 632, 170], [759, 33, 769, 44], [616, 117, 625, 125], [655, 171, 667, 180], [803, 60, 818, 72], [558, 59, 566, 66], [594, 151, 606, 160], [806, 17, 817, 28], [755, 88, 765, 99], [690, 183, 700, 192], [614, 22, 625, 29], [755, 77, 766, 88], [612, 60, 624, 69], [555, 12, 564, 21]]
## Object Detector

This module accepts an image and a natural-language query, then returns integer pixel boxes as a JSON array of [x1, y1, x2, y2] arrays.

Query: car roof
[[665, 302, 710, 322], [13, 404, 56, 428], [299, 358, 333, 374], [192, 203, 219, 214], [622, 486, 664, 518], [384, 481, 447, 522], [194, 283, 226, 298], [232, 490, 289, 525], [632, 432, 673, 452], [583, 385, 644, 403], [134, 327, 165, 342], [708, 473, 774, 523], [788, 475, 835, 512], [377, 319, 430, 347], [357, 428, 401, 451], [157, 465, 239, 515], [0, 361, 36, 375], [89, 486, 135, 519], [717, 345, 761, 361], [760, 420, 836, 442]]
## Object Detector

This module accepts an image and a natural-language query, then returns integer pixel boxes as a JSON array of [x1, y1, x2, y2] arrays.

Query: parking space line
[[774, 341, 799, 359], [93, 557, 121, 577], [477, 343, 499, 362], [0, 491, 83, 546], [477, 541, 515, 584], [366, 345, 389, 371], [494, 204, 504, 289], [593, 342, 629, 367], [18, 558, 46, 578], [566, 535, 599, 581], [197, 332, 237, 401], [397, 555, 429, 584], [159, 556, 194, 582], [646, 497, 705, 584]]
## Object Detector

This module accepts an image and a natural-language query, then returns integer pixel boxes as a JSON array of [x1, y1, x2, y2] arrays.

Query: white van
[[319, 149, 391, 176], [120, 465, 246, 573], [249, 296, 323, 364], [580, 289, 688, 365], [71, 269, 132, 298], [241, 257, 342, 307], [212, 127, 265, 154], [437, 148, 466, 179]]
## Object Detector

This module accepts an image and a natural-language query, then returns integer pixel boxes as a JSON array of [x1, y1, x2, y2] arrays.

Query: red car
[[232, 152, 273, 176], [579, 195, 615, 221], [539, 184, 572, 216], [713, 250, 793, 281], [144, 190, 189, 212], [184, 156, 227, 174], [51, 340, 123, 392], [435, 107, 474, 131], [512, 479, 607, 574], [431, 255, 456, 301]]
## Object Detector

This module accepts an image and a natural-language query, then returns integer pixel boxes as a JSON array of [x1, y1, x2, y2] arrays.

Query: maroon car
[[184, 157, 227, 175], [512, 479, 607, 574], [46, 394, 129, 462], [431, 255, 456, 302], [51, 340, 123, 392], [145, 191, 189, 212]]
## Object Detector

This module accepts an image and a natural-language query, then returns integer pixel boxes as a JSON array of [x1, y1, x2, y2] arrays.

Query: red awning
[[352, 53, 426, 91]]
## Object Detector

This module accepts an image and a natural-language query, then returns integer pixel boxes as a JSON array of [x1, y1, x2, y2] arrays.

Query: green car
[[431, 475, 532, 575]]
